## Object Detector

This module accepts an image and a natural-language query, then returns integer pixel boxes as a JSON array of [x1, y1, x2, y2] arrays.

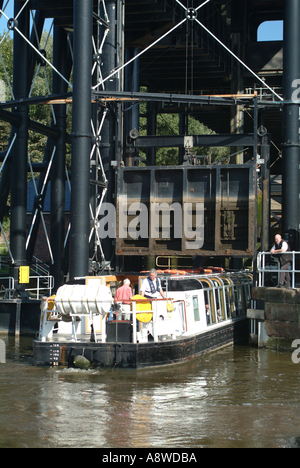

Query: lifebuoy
[[212, 267, 224, 273], [200, 268, 213, 274], [140, 270, 166, 275], [141, 269, 205, 276]]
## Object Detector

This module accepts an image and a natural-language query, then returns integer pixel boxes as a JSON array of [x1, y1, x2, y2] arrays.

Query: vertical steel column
[[0, 133, 14, 223], [282, 0, 300, 249], [10, 1, 30, 289], [146, 101, 157, 166], [69, 0, 93, 280], [50, 25, 68, 290], [125, 48, 140, 136], [125, 47, 140, 166], [179, 111, 188, 165], [260, 134, 271, 253], [100, 0, 119, 267]]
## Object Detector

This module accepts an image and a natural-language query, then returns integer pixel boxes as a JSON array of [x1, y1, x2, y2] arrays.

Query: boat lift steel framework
[[0, 0, 297, 293]]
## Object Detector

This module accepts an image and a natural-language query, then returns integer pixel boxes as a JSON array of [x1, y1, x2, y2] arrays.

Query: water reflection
[[1, 335, 300, 448]]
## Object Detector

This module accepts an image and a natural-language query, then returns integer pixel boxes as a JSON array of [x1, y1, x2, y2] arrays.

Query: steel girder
[[0, 0, 283, 289]]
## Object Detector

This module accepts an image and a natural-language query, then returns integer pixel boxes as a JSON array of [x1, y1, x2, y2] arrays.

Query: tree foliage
[[0, 32, 53, 158], [0, 31, 73, 170], [139, 95, 230, 166]]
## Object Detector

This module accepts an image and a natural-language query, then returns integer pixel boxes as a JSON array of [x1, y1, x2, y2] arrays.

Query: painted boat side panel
[[32, 317, 248, 368]]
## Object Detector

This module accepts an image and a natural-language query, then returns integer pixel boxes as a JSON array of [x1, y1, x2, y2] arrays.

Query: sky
[[258, 21, 284, 42], [0, 2, 52, 35]]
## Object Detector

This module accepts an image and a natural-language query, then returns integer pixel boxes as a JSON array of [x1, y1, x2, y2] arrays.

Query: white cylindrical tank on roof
[[55, 284, 113, 317]]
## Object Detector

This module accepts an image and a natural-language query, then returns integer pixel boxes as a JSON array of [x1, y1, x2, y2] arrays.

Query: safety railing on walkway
[[0, 277, 15, 299], [31, 256, 50, 277], [257, 251, 300, 289], [25, 275, 54, 300]]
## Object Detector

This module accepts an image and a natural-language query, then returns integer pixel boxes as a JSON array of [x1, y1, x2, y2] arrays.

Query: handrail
[[25, 275, 54, 300], [109, 298, 177, 344], [31, 256, 50, 276], [0, 274, 53, 300], [0, 276, 15, 299], [257, 251, 300, 289]]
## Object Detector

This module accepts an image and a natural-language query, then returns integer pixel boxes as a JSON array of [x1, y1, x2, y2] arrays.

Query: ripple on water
[[1, 340, 300, 447]]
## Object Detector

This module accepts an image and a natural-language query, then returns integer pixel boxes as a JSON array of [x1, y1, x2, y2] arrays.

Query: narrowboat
[[32, 270, 253, 368]]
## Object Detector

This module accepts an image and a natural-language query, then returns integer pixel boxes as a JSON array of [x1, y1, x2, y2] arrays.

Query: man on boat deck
[[140, 269, 166, 300], [114, 279, 133, 320]]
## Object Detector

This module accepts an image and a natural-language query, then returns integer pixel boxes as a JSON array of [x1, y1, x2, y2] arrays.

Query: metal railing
[[257, 251, 300, 289], [104, 298, 179, 345], [31, 256, 50, 276], [0, 256, 10, 270], [245, 86, 283, 102], [0, 277, 15, 299], [0, 255, 54, 299], [25, 275, 54, 300]]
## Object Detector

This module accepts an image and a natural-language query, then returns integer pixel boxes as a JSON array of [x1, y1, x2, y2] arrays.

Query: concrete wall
[[0, 299, 41, 336], [252, 287, 300, 351]]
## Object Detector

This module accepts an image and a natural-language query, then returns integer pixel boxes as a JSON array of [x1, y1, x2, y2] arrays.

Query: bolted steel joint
[[185, 8, 198, 21], [7, 18, 18, 30]]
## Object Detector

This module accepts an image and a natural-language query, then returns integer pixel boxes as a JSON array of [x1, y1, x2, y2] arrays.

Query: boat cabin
[[38, 271, 253, 345]]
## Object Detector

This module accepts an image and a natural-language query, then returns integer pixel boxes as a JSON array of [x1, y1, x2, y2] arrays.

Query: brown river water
[[1, 335, 300, 448]]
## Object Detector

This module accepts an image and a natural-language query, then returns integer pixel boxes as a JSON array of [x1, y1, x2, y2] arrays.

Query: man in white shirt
[[270, 234, 292, 288], [140, 269, 166, 299]]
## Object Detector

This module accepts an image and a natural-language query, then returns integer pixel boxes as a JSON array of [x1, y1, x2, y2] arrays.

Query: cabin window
[[177, 301, 186, 331], [204, 290, 211, 325], [225, 287, 233, 319], [204, 289, 216, 325], [240, 286, 245, 314], [233, 287, 240, 316], [214, 288, 220, 321], [167, 279, 202, 292], [233, 286, 244, 316], [217, 289, 226, 322], [244, 284, 251, 308], [238, 286, 244, 315], [212, 281, 226, 322], [210, 289, 217, 324], [227, 286, 236, 318], [193, 296, 200, 322]]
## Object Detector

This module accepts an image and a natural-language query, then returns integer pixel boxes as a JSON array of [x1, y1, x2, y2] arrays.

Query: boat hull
[[33, 317, 248, 368]]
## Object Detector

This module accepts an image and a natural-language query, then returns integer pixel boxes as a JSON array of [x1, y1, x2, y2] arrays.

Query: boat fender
[[74, 355, 90, 370]]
